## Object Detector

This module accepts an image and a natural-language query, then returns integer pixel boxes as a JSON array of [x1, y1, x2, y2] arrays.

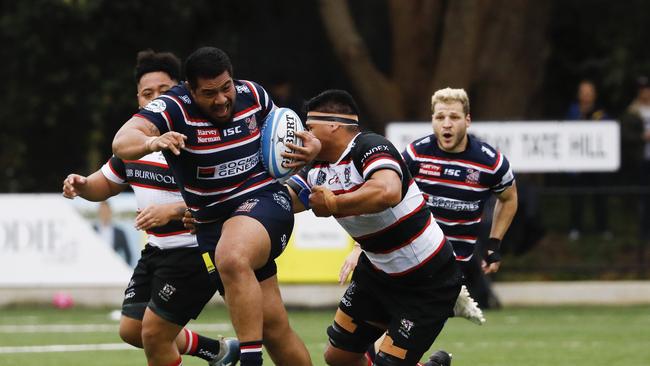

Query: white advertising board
[[292, 211, 350, 249], [386, 121, 620, 172], [0, 194, 132, 287]]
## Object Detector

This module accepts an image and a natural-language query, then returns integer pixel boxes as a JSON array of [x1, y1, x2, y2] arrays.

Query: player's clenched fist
[[145, 131, 187, 155], [309, 185, 338, 217], [62, 174, 87, 199]]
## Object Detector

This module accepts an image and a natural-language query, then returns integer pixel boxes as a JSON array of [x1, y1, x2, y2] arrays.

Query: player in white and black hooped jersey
[[101, 153, 193, 247], [113, 47, 318, 366], [286, 89, 462, 366]]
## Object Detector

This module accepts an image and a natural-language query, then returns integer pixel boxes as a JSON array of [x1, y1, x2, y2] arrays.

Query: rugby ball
[[260, 107, 305, 179]]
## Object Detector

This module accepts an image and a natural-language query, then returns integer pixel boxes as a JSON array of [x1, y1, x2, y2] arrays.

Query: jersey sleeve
[[100, 156, 128, 185], [134, 94, 182, 134], [252, 81, 275, 118], [491, 152, 515, 193], [353, 134, 404, 181]]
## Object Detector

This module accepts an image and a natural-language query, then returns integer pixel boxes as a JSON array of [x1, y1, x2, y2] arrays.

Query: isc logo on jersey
[[260, 108, 304, 179], [144, 99, 167, 113]]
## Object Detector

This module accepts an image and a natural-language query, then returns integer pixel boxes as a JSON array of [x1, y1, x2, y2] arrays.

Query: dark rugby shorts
[[327, 241, 462, 365], [195, 186, 294, 283], [121, 244, 220, 326]]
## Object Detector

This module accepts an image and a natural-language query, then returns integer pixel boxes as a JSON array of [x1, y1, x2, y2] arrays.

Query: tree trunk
[[319, 0, 551, 129]]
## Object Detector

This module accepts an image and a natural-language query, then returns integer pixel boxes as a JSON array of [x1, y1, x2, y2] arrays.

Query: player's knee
[[262, 318, 290, 345], [214, 251, 251, 278], [118, 324, 142, 348], [140, 323, 163, 349], [118, 317, 143, 348], [323, 345, 362, 366]]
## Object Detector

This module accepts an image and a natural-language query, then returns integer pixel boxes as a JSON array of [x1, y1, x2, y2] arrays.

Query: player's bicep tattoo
[[144, 120, 160, 136]]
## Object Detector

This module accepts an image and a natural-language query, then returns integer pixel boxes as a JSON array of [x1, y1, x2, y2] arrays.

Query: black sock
[[240, 340, 263, 366], [181, 329, 221, 361]]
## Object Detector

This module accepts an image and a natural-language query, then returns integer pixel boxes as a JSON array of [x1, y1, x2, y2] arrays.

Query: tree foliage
[[1, 0, 649, 192]]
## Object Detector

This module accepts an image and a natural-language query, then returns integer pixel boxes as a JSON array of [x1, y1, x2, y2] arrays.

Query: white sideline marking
[[0, 323, 231, 333], [0, 343, 137, 354]]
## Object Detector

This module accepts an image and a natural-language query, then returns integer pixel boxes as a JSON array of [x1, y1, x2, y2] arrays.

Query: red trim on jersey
[[107, 160, 125, 181], [434, 215, 482, 224], [134, 112, 174, 133], [129, 182, 180, 192], [185, 172, 264, 193], [123, 160, 169, 169], [446, 234, 478, 241], [353, 200, 427, 242], [146, 229, 191, 237], [212, 177, 274, 204], [186, 129, 260, 150], [362, 154, 398, 170], [163, 110, 174, 130], [385, 236, 446, 277], [234, 81, 261, 118], [410, 144, 502, 171], [415, 175, 486, 189], [377, 213, 431, 254], [336, 159, 351, 166], [167, 94, 209, 123]]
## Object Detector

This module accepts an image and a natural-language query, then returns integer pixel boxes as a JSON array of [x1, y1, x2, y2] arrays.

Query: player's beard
[[210, 102, 232, 123]]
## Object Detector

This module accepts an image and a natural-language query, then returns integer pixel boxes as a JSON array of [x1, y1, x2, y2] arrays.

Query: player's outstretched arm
[[135, 201, 187, 231], [62, 171, 125, 201], [483, 182, 518, 274], [113, 116, 187, 160]]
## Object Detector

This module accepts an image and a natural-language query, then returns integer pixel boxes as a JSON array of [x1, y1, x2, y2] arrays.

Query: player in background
[[112, 46, 320, 366], [286, 89, 462, 366], [62, 49, 238, 366], [403, 87, 517, 287], [406, 87, 517, 364]]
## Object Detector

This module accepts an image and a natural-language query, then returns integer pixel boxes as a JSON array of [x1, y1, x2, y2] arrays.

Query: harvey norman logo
[[197, 129, 221, 143]]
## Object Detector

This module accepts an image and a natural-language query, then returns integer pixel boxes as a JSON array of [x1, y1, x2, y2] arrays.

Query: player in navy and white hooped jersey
[[285, 90, 462, 366], [64, 50, 238, 366], [402, 88, 517, 275], [406, 88, 517, 365], [133, 76, 275, 223], [112, 47, 318, 366], [404, 133, 515, 262]]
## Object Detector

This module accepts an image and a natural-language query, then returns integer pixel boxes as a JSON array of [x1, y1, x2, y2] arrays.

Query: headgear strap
[[306, 111, 359, 125]]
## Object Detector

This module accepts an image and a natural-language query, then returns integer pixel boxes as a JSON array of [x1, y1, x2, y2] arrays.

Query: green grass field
[[1, 305, 649, 366]]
